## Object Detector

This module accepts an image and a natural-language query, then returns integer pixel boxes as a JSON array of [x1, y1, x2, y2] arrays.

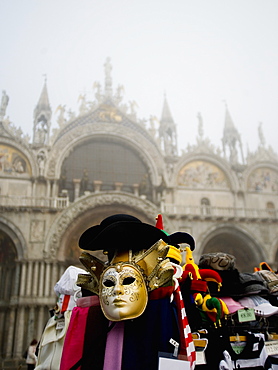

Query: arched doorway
[[0, 230, 18, 359], [0, 230, 17, 301], [54, 193, 165, 266], [200, 227, 263, 272]]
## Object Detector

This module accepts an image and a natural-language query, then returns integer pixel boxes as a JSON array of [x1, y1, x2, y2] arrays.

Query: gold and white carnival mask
[[77, 239, 174, 322], [100, 263, 148, 321]]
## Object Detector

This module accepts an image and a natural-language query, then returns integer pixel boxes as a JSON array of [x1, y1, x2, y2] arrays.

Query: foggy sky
[[1, 0, 278, 155]]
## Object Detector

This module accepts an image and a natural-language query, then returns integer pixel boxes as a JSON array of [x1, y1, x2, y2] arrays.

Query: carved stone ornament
[[46, 192, 168, 259]]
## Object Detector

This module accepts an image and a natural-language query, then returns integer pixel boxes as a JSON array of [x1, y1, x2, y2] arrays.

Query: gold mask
[[77, 239, 174, 321], [100, 263, 148, 321]]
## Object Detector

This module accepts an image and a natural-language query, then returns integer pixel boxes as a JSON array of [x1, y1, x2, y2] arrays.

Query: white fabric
[[35, 311, 72, 370], [238, 295, 278, 317], [54, 266, 86, 296]]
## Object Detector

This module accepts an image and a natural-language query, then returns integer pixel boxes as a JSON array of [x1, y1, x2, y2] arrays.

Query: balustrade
[[161, 203, 278, 220]]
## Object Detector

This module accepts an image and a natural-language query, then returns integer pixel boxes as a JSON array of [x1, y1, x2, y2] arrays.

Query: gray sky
[[1, 0, 278, 155]]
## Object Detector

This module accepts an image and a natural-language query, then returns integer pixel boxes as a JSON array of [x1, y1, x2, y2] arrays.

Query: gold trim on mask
[[77, 239, 174, 294]]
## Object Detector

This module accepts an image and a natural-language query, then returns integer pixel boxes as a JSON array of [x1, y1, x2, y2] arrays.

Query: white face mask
[[99, 264, 148, 321]]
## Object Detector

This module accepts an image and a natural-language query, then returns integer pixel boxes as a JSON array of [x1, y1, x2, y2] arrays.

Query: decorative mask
[[99, 263, 148, 321], [77, 239, 174, 321]]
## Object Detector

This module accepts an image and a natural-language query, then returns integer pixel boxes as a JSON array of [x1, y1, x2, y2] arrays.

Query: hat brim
[[168, 231, 195, 250], [79, 220, 170, 252]]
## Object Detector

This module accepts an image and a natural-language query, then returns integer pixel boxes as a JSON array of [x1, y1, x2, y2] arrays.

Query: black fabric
[[221, 331, 272, 369], [80, 305, 109, 370], [199, 268, 244, 298], [79, 214, 170, 252], [195, 329, 226, 369], [122, 297, 180, 370]]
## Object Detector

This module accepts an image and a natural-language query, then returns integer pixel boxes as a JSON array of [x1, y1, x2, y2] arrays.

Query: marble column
[[14, 306, 25, 358], [44, 262, 51, 297], [19, 262, 27, 296], [73, 179, 81, 200], [37, 306, 47, 340], [33, 261, 39, 296], [6, 308, 15, 357], [133, 183, 139, 196], [93, 180, 102, 192], [114, 182, 123, 191], [26, 261, 33, 297], [38, 262, 45, 297]]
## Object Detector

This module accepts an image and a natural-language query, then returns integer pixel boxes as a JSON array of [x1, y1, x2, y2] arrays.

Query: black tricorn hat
[[79, 214, 171, 253], [79, 214, 195, 258]]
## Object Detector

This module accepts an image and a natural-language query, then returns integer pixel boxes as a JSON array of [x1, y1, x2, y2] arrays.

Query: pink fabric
[[103, 321, 125, 370], [60, 306, 90, 370], [77, 295, 100, 307]]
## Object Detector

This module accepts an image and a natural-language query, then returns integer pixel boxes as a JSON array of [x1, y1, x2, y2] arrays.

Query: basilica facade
[[0, 58, 278, 365]]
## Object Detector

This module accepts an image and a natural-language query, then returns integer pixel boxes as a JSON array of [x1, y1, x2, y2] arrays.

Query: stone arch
[[0, 218, 26, 302], [46, 122, 165, 188], [0, 216, 26, 259], [56, 135, 157, 202], [174, 153, 237, 191], [244, 162, 278, 194], [45, 192, 174, 262], [0, 138, 37, 177], [198, 224, 264, 272]]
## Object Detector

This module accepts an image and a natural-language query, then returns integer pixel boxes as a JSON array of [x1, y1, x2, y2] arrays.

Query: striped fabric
[[173, 284, 196, 369]]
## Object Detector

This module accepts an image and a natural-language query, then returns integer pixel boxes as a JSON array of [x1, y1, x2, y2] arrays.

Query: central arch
[[45, 192, 174, 263], [199, 224, 264, 272]]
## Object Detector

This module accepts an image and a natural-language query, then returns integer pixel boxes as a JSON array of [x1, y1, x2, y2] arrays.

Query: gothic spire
[[159, 94, 178, 156], [223, 104, 239, 139], [160, 93, 174, 123], [33, 78, 52, 146]]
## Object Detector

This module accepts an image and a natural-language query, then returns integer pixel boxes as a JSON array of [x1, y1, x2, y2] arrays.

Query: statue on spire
[[0, 90, 9, 120], [197, 112, 204, 139], [104, 57, 113, 97], [222, 103, 244, 165], [258, 122, 266, 147]]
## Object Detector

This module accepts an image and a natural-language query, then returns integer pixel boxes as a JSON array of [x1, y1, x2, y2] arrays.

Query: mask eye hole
[[123, 277, 135, 285], [103, 280, 115, 287]]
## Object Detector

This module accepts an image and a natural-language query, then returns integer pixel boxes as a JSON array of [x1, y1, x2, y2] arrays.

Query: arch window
[[201, 198, 211, 215], [59, 139, 152, 201], [266, 202, 275, 217]]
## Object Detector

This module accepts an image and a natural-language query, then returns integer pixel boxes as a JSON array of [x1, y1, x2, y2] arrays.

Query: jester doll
[[60, 214, 196, 370]]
